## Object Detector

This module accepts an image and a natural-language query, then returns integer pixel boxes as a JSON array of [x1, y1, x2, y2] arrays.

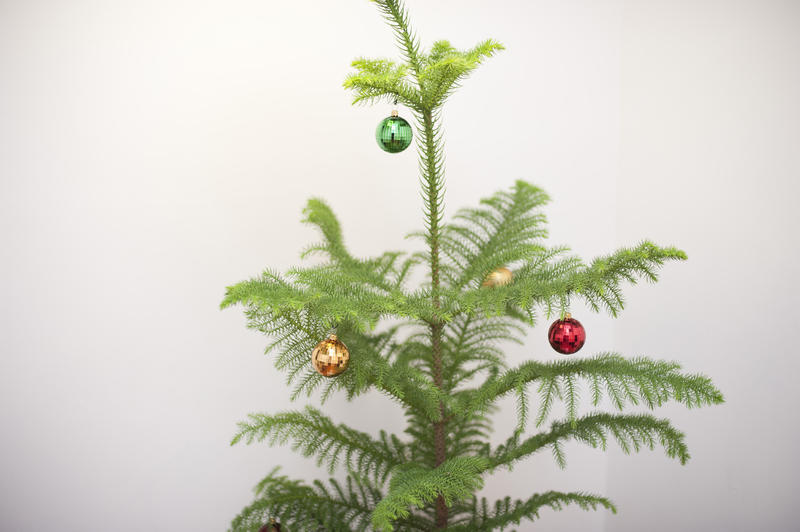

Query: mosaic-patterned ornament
[[548, 314, 586, 355], [376, 110, 413, 153], [482, 266, 513, 287], [311, 334, 350, 377], [258, 518, 281, 532]]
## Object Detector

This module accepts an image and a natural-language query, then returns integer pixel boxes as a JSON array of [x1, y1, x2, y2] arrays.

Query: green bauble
[[375, 114, 413, 153]]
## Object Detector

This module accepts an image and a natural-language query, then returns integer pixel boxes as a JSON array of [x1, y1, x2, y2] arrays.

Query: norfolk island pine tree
[[220, 1, 724, 530]]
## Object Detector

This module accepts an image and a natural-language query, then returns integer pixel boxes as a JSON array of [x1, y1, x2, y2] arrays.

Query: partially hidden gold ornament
[[258, 518, 281, 532], [311, 334, 350, 377], [482, 266, 513, 287]]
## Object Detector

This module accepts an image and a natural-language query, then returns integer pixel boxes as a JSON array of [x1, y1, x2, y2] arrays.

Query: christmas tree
[[221, 1, 723, 530]]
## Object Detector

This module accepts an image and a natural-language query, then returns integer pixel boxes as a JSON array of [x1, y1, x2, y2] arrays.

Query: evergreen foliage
[[222, 1, 723, 529]]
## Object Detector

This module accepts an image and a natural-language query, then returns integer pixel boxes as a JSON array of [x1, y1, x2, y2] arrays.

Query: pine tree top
[[222, 1, 722, 530]]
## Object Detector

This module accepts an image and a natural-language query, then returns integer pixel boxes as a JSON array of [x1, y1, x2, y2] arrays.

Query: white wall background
[[0, 1, 797, 531]]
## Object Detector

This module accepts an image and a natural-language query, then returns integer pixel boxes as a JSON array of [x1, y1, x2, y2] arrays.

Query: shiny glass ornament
[[376, 111, 413, 153], [548, 314, 586, 354], [258, 519, 281, 532], [311, 334, 350, 376], [482, 266, 513, 287]]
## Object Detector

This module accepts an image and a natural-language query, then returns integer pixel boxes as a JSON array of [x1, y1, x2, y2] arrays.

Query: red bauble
[[548, 314, 586, 354]]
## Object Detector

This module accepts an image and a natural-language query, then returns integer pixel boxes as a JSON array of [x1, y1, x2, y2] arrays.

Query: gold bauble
[[482, 266, 513, 287], [311, 334, 350, 377], [258, 519, 281, 532]]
